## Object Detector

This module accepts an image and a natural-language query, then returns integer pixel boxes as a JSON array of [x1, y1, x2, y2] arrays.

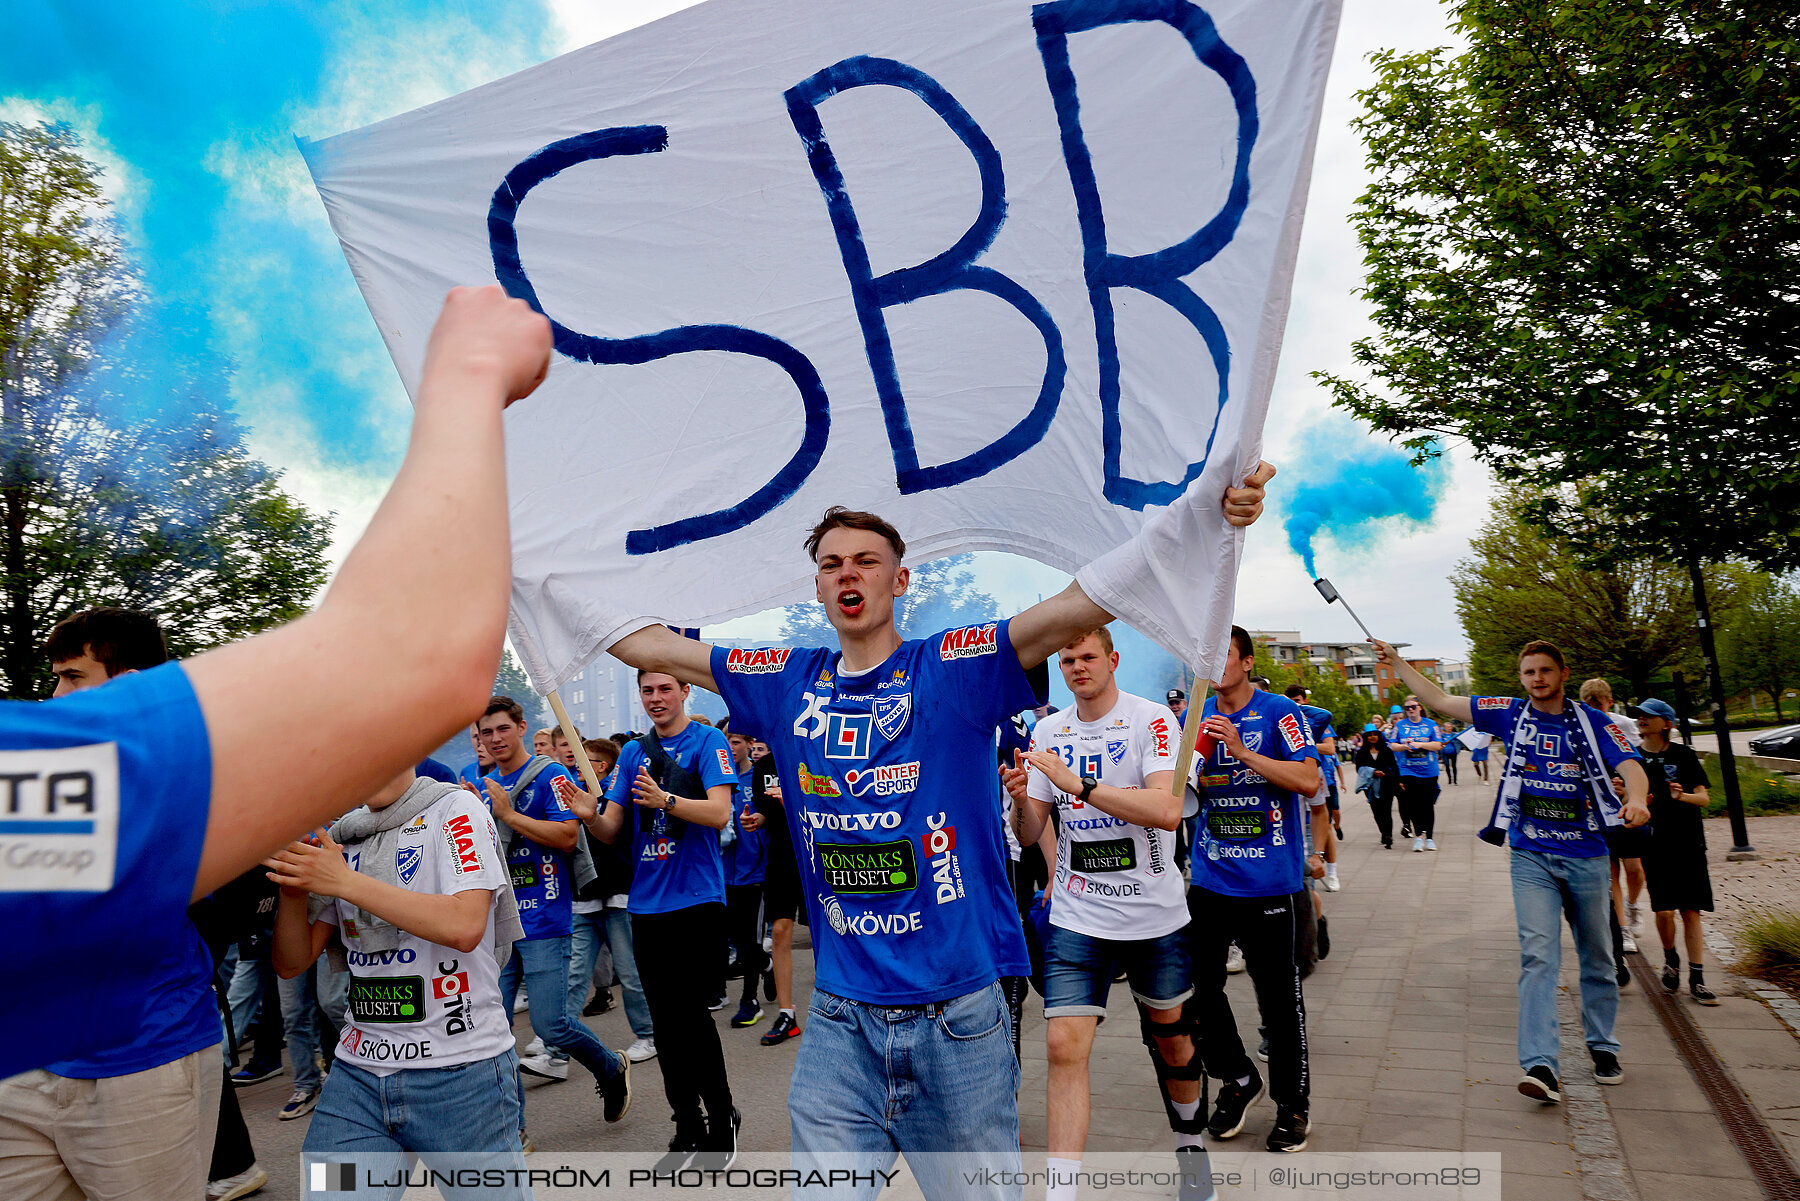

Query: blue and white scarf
[[1479, 699, 1625, 846]]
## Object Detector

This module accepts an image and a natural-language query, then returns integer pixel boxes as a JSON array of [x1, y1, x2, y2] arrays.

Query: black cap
[[1167, 689, 1186, 702]]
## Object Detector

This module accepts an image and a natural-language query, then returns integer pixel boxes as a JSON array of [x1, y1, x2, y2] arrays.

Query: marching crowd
[[0, 290, 1726, 1201]]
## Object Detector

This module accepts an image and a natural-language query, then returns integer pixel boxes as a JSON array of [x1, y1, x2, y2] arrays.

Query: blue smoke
[[1282, 419, 1449, 579], [2, 2, 561, 471]]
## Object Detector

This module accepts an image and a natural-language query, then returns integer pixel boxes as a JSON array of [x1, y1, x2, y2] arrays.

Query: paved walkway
[[234, 771, 1796, 1198]]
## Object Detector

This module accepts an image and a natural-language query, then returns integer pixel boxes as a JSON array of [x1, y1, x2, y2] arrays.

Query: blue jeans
[[788, 983, 1020, 1201], [498, 935, 621, 1116], [547, 908, 651, 1057], [279, 967, 322, 1092], [1511, 848, 1619, 1076], [301, 1051, 524, 1200], [221, 945, 274, 1057], [605, 907, 654, 1039]]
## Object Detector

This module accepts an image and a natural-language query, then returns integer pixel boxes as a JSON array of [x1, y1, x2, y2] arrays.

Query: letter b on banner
[[1035, 0, 1259, 509], [787, 57, 1066, 495]]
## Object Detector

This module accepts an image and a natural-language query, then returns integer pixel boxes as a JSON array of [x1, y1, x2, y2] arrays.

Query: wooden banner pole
[[547, 689, 606, 799]]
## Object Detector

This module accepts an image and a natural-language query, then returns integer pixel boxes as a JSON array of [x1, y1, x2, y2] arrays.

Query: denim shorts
[[1042, 924, 1193, 1018]]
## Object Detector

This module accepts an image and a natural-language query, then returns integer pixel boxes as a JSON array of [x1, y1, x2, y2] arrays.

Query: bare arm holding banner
[[182, 286, 551, 899], [1011, 461, 1275, 669]]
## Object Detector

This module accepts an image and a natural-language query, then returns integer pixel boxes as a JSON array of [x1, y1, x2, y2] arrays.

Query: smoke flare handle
[[1313, 576, 1375, 642]]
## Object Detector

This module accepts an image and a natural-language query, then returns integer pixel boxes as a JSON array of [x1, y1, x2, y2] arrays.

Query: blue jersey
[[457, 761, 489, 790], [1473, 697, 1639, 858], [607, 721, 735, 913], [416, 757, 458, 784], [712, 620, 1044, 1005], [1393, 717, 1442, 778], [723, 776, 768, 887], [1, 663, 218, 1078], [492, 758, 577, 939], [1191, 690, 1321, 898], [1298, 703, 1337, 797]]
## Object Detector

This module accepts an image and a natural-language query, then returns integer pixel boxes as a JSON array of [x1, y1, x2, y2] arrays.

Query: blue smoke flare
[[2, 1, 561, 472], [1282, 420, 1449, 579]]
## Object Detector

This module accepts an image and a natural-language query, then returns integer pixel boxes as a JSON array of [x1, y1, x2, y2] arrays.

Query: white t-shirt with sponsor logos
[[323, 792, 512, 1076], [1028, 691, 1185, 940]]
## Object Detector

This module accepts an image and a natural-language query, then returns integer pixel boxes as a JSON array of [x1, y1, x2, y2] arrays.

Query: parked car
[[1747, 725, 1800, 760]]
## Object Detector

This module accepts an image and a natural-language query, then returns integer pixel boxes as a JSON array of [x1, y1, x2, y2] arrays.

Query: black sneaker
[[1316, 917, 1331, 961], [1176, 1146, 1216, 1201], [1616, 960, 1632, 989], [597, 1051, 631, 1122], [1690, 978, 1720, 1006], [1255, 1029, 1269, 1063], [582, 990, 614, 1016], [1591, 1050, 1623, 1085], [653, 1117, 706, 1174], [761, 1010, 801, 1046], [1517, 1065, 1561, 1104], [691, 1107, 740, 1171], [1205, 1068, 1264, 1139], [230, 1061, 281, 1086], [1265, 1107, 1309, 1153], [1662, 961, 1680, 992], [730, 1000, 764, 1028]]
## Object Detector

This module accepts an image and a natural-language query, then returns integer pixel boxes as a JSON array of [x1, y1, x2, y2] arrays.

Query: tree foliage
[[0, 122, 331, 697], [778, 553, 999, 646], [1323, 0, 1800, 573], [1719, 574, 1800, 723], [1249, 639, 1381, 735], [1451, 489, 1739, 697]]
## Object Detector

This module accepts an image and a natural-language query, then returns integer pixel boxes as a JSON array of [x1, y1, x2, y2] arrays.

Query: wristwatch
[[663, 793, 678, 811], [1078, 776, 1099, 804]]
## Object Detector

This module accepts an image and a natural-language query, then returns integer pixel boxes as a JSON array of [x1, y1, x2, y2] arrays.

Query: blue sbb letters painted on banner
[[487, 0, 1259, 547]]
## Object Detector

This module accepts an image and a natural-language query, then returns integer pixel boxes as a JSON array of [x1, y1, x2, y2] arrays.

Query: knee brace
[[1138, 1003, 1207, 1135]]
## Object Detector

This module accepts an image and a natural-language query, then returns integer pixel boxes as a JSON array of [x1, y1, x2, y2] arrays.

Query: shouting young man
[[1374, 639, 1649, 1102], [1006, 627, 1206, 1200], [606, 466, 1271, 1197]]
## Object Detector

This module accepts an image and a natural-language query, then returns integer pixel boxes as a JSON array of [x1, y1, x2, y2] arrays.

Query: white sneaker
[[1225, 945, 1246, 974], [1627, 902, 1644, 935], [513, 993, 529, 1014], [523, 1037, 546, 1058], [626, 1037, 658, 1063], [207, 1163, 268, 1201], [1322, 874, 1341, 892], [1425, 839, 1437, 851], [519, 1053, 569, 1080], [1621, 929, 1638, 954], [1413, 838, 1425, 852]]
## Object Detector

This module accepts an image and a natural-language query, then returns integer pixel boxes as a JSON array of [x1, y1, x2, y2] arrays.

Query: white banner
[[302, 0, 1340, 690]]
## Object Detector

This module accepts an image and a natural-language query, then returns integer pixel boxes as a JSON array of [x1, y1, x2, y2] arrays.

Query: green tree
[[1452, 490, 1737, 698], [778, 553, 998, 645], [1323, 0, 1799, 571], [1249, 638, 1378, 735], [1, 122, 332, 696], [1719, 575, 1800, 723]]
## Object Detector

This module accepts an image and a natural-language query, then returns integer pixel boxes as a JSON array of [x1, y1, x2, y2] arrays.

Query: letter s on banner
[[786, 57, 1064, 494], [487, 125, 830, 554], [1034, 0, 1258, 509]]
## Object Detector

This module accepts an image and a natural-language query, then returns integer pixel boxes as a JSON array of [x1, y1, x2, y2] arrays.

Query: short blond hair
[[1064, 625, 1114, 655], [1578, 678, 1613, 707]]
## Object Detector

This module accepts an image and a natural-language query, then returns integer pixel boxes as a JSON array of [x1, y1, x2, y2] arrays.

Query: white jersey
[[324, 791, 512, 1076], [1028, 692, 1185, 939]]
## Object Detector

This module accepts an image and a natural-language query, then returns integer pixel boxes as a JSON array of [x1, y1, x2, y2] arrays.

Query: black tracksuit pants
[[633, 905, 733, 1124], [1186, 885, 1310, 1112]]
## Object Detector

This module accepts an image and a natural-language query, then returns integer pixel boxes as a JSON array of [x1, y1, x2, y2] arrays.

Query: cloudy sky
[[4, 0, 1483, 677]]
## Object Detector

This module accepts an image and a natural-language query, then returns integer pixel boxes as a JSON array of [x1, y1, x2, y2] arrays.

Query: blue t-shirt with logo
[[1393, 717, 1442, 778], [491, 758, 577, 939], [712, 621, 1044, 1006], [723, 776, 768, 887], [1473, 697, 1639, 858], [1191, 690, 1322, 898], [2, 663, 218, 1079], [606, 721, 736, 914], [1298, 703, 1337, 797]]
